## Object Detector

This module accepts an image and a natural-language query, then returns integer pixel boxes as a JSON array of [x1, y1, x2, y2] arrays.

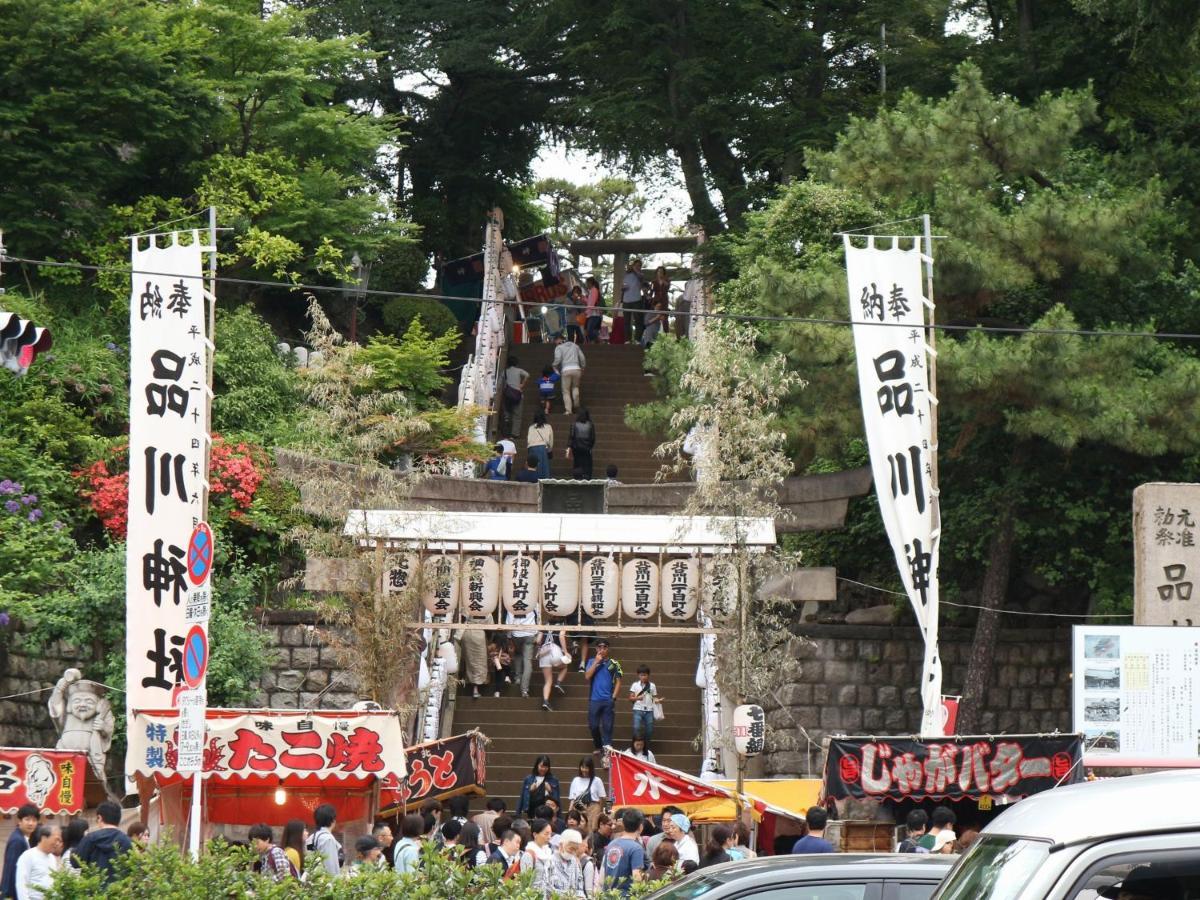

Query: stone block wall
[[762, 623, 1073, 778], [0, 635, 92, 749], [249, 611, 362, 710]]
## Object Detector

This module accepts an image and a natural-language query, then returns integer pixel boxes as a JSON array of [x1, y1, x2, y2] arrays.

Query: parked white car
[[933, 770, 1200, 900]]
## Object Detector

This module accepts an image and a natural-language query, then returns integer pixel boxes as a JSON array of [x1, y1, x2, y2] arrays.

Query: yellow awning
[[712, 779, 822, 821]]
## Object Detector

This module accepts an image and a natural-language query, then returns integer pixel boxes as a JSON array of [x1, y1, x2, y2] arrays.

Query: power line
[[836, 576, 1133, 619], [5, 252, 1200, 342]]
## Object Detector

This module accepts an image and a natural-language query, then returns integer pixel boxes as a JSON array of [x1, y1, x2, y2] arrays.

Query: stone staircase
[[451, 631, 703, 812], [503, 342, 678, 485]]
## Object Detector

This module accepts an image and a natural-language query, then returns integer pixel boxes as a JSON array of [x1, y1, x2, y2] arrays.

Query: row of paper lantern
[[385, 554, 738, 621]]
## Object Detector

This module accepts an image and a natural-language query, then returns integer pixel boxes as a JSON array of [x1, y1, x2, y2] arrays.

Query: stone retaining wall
[[247, 610, 361, 709], [0, 636, 93, 749], [762, 624, 1073, 778]]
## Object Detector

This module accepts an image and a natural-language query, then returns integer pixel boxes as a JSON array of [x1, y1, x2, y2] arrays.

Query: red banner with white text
[[0, 749, 88, 815]]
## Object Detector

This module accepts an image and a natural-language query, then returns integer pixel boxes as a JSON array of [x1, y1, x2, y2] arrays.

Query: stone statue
[[48, 668, 114, 780]]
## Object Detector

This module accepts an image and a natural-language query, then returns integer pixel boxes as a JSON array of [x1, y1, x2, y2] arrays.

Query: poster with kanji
[[378, 731, 487, 815], [1072, 625, 1200, 766], [823, 734, 1083, 802], [125, 232, 210, 735], [0, 749, 88, 815], [127, 710, 406, 781], [609, 749, 759, 821], [844, 235, 943, 733]]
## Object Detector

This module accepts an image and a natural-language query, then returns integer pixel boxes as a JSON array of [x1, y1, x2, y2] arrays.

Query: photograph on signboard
[[1084, 728, 1120, 753], [1083, 696, 1121, 723], [1083, 664, 1120, 690], [1084, 634, 1120, 659]]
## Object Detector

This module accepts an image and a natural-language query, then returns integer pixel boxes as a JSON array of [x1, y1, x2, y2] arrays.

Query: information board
[[1072, 625, 1200, 767]]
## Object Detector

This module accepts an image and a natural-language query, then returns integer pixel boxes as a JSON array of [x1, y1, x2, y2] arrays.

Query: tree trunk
[[956, 506, 1017, 733], [699, 132, 749, 229], [673, 139, 724, 234]]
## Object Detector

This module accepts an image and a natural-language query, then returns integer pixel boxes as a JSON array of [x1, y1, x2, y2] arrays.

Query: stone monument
[[47, 668, 114, 781], [1133, 483, 1200, 626]]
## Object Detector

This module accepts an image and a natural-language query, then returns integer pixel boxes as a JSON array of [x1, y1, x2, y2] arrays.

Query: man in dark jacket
[[1, 803, 38, 899], [71, 800, 132, 884]]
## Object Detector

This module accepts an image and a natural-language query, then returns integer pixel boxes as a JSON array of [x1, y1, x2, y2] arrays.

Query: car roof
[[685, 853, 954, 883], [984, 770, 1200, 844]]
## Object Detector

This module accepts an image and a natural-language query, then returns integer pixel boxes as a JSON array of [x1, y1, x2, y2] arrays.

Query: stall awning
[[712, 779, 821, 821], [128, 708, 406, 783], [378, 731, 488, 817], [0, 748, 93, 816], [345, 510, 776, 553]]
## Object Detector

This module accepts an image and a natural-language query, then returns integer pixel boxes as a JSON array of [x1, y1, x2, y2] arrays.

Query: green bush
[[44, 836, 676, 899]]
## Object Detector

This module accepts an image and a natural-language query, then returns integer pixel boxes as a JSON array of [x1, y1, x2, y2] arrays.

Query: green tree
[[689, 64, 1200, 731], [535, 177, 647, 257]]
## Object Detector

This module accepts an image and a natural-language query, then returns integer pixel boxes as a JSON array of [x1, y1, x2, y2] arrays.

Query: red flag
[[609, 749, 759, 820]]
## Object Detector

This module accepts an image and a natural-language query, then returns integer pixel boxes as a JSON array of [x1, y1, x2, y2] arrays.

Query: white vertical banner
[[125, 232, 210, 742], [844, 235, 943, 735]]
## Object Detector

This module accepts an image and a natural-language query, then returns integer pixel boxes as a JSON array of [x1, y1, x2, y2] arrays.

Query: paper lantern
[[502, 554, 541, 618], [703, 557, 738, 621], [662, 558, 699, 620], [459, 555, 500, 618], [542, 557, 579, 618], [732, 704, 765, 756], [383, 553, 418, 594], [621, 558, 659, 620], [421, 555, 459, 618], [582, 556, 618, 619]]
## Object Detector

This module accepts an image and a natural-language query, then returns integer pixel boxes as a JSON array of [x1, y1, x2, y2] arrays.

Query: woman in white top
[[527, 412, 554, 479], [568, 756, 606, 835], [628, 733, 656, 764]]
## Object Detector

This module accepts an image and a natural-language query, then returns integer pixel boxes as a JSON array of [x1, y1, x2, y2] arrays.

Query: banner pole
[[920, 214, 944, 737]]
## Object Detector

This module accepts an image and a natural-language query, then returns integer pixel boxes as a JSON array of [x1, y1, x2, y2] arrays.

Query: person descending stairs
[[450, 631, 703, 815]]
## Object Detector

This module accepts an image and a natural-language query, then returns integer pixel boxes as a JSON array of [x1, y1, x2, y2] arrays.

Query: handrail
[[697, 621, 725, 778], [454, 214, 506, 475], [422, 655, 448, 742]]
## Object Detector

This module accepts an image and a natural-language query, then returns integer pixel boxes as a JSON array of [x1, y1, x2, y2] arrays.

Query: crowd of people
[[2, 800, 147, 899]]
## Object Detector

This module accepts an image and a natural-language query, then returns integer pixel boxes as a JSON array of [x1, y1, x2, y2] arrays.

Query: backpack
[[570, 421, 594, 451], [307, 829, 345, 869]]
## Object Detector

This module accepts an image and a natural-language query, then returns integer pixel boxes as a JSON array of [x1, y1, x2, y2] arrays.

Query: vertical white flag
[[844, 235, 943, 735], [125, 233, 210, 747]]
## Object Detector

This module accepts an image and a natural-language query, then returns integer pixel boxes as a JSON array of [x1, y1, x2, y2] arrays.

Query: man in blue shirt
[[602, 809, 645, 895], [585, 638, 622, 766], [791, 806, 836, 853]]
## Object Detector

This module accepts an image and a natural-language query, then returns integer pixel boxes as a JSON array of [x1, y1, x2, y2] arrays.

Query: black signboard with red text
[[379, 731, 487, 815], [823, 734, 1083, 802]]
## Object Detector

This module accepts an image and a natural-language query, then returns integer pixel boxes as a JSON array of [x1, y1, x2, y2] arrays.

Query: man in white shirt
[[506, 607, 538, 697], [621, 259, 646, 341], [498, 433, 518, 479], [16, 824, 61, 900], [551, 336, 586, 414]]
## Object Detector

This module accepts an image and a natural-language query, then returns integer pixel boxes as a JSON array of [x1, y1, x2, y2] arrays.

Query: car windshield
[[934, 835, 1051, 900], [644, 874, 724, 900]]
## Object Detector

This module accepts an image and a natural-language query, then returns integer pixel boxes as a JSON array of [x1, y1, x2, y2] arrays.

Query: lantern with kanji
[[661, 558, 698, 620], [459, 555, 499, 618], [383, 553, 419, 595], [732, 704, 765, 756], [582, 556, 618, 619], [542, 557, 579, 618], [621, 558, 659, 620], [502, 553, 541, 617], [421, 555, 459, 618], [702, 557, 738, 621]]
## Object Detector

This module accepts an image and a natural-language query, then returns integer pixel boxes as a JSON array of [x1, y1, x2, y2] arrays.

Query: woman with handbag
[[518, 755, 560, 819], [566, 409, 596, 479], [628, 664, 665, 748], [527, 412, 554, 479], [567, 756, 606, 835], [536, 628, 571, 711]]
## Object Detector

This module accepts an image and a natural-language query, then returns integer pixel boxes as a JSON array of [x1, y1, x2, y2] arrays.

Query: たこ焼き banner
[[844, 235, 943, 734], [125, 233, 211, 734]]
